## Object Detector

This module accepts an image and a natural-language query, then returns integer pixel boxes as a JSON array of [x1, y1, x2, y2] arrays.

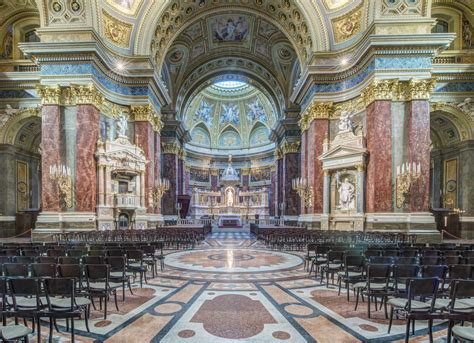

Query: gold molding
[[406, 78, 437, 101], [332, 4, 363, 43], [36, 85, 62, 105], [36, 85, 105, 108], [240, 168, 251, 176], [299, 101, 333, 131], [209, 168, 219, 176], [275, 147, 283, 160], [178, 148, 186, 160], [361, 79, 398, 106]]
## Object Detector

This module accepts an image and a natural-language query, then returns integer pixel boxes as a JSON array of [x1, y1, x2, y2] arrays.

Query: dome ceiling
[[184, 79, 276, 154]]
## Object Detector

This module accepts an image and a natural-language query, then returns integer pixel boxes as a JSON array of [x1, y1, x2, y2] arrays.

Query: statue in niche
[[336, 173, 355, 210], [226, 188, 234, 207], [463, 19, 472, 49], [116, 112, 128, 137], [338, 110, 355, 134]]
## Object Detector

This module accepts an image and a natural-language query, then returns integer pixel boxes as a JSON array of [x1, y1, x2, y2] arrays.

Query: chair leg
[[114, 290, 119, 311], [368, 295, 371, 319], [338, 278, 342, 295], [405, 318, 411, 343], [388, 307, 394, 333], [346, 282, 350, 302], [123, 282, 126, 301], [71, 318, 74, 343], [128, 279, 134, 295], [412, 318, 415, 335], [84, 306, 90, 333], [49, 317, 53, 343], [428, 319, 433, 343], [104, 295, 108, 320], [354, 289, 360, 311], [447, 320, 453, 343], [37, 316, 41, 343], [383, 296, 388, 319]]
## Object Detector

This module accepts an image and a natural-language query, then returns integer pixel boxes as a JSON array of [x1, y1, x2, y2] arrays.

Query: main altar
[[190, 156, 269, 226]]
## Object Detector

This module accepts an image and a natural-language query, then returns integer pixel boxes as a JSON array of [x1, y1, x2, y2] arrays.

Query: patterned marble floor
[[27, 233, 452, 342]]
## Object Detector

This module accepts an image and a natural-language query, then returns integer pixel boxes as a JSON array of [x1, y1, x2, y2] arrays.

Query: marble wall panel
[[408, 100, 430, 212], [277, 158, 284, 215], [307, 123, 315, 213], [75, 105, 99, 212], [178, 159, 184, 195], [300, 131, 307, 214], [270, 170, 276, 216], [459, 144, 474, 216], [154, 133, 162, 214], [41, 105, 61, 211], [366, 101, 393, 212]]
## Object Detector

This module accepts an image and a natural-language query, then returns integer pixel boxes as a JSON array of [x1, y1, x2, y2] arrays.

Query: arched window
[[432, 19, 449, 33]]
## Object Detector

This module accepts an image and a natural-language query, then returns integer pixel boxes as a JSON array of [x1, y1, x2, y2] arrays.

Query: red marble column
[[41, 105, 61, 212], [408, 100, 431, 212], [366, 101, 393, 212], [300, 131, 307, 215], [177, 158, 184, 195], [242, 171, 250, 191], [75, 105, 99, 212], [135, 121, 155, 212], [309, 119, 329, 214], [162, 153, 178, 215], [277, 158, 284, 215], [283, 152, 300, 216], [154, 132, 162, 214], [184, 168, 191, 195]]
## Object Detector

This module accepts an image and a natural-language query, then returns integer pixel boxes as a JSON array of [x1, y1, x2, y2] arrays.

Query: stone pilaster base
[[0, 216, 16, 238], [33, 212, 97, 242]]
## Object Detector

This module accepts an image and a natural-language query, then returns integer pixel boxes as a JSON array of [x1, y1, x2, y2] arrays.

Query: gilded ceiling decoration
[[102, 10, 132, 48], [322, 0, 354, 11], [331, 4, 363, 43]]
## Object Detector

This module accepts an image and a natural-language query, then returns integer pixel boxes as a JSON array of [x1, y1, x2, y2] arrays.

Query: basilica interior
[[0, 0, 473, 342]]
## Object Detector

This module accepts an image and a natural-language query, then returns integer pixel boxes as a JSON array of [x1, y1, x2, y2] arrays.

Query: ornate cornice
[[275, 147, 283, 160], [131, 104, 164, 133], [178, 148, 186, 160], [209, 168, 219, 176], [362, 78, 437, 106], [36, 85, 62, 105], [299, 101, 333, 132]]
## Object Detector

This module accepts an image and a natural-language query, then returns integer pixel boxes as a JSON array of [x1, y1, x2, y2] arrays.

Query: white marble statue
[[338, 177, 355, 210], [457, 98, 474, 120], [226, 188, 234, 207], [117, 112, 128, 137], [338, 110, 355, 134]]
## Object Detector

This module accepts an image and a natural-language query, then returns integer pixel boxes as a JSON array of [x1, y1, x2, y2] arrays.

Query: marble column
[[283, 152, 300, 216], [366, 100, 393, 212], [98, 165, 104, 206], [356, 165, 365, 214], [41, 105, 62, 212], [277, 157, 284, 215], [162, 151, 178, 215], [184, 166, 191, 195], [210, 169, 219, 192], [241, 169, 250, 191], [300, 131, 307, 215], [154, 132, 162, 214], [135, 121, 155, 212], [323, 170, 330, 214], [75, 104, 99, 212], [177, 157, 184, 195], [407, 100, 431, 212]]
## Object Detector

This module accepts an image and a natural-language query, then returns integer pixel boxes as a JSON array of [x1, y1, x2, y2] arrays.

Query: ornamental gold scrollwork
[[131, 105, 164, 133], [299, 101, 333, 131], [280, 141, 300, 155]]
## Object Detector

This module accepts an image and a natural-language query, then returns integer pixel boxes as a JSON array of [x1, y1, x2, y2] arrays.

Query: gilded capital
[[275, 147, 283, 160], [71, 84, 104, 107], [299, 100, 333, 131], [406, 78, 436, 101], [36, 85, 62, 105], [210, 168, 220, 176], [178, 148, 186, 160], [356, 164, 365, 172], [161, 142, 181, 155], [361, 79, 399, 106], [131, 105, 163, 133], [240, 168, 251, 176], [280, 140, 300, 155]]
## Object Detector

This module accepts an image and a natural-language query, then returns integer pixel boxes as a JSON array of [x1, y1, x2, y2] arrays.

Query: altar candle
[[444, 216, 448, 228], [402, 164, 405, 174], [396, 165, 400, 175]]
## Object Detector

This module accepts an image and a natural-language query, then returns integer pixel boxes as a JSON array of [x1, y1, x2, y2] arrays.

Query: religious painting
[[258, 20, 279, 38], [220, 103, 239, 126], [247, 98, 267, 122], [190, 169, 210, 183], [250, 168, 271, 183], [210, 15, 250, 42], [185, 22, 203, 40], [194, 100, 214, 127]]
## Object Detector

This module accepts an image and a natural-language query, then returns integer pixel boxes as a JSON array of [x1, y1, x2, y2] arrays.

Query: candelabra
[[395, 162, 421, 208], [292, 178, 313, 209], [149, 178, 170, 210], [49, 164, 73, 209]]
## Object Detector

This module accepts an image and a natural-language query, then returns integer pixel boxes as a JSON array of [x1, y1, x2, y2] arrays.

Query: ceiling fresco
[[184, 81, 276, 151]]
